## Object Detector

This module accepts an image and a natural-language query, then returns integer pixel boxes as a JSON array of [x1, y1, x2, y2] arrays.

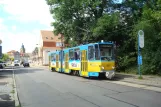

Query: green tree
[[0, 54, 9, 62], [133, 0, 161, 75], [46, 0, 114, 46], [46, 0, 161, 75]]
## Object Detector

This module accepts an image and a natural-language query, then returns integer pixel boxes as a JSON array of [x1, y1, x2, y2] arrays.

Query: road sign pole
[[138, 30, 144, 78], [138, 35, 141, 77], [0, 40, 2, 59]]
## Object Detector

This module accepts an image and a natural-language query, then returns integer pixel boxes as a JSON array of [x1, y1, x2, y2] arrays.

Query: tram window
[[51, 53, 56, 61], [88, 46, 94, 60], [99, 44, 113, 60], [69, 49, 74, 60], [59, 52, 61, 61], [95, 45, 100, 60], [74, 48, 80, 60]]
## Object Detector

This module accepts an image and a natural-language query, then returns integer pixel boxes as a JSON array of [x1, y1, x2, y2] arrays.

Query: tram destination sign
[[100, 44, 112, 48]]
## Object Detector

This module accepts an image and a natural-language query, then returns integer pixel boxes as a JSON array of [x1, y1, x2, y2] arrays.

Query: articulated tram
[[49, 41, 115, 79]]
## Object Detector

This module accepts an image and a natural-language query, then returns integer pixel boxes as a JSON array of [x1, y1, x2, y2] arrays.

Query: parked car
[[2, 61, 7, 66], [0, 64, 4, 69], [23, 61, 30, 67], [0, 61, 5, 68], [14, 60, 20, 66]]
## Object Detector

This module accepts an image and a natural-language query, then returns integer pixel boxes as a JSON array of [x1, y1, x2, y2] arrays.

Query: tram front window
[[99, 44, 113, 61]]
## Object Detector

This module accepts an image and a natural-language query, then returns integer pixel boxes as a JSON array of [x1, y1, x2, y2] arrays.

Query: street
[[14, 67, 161, 107]]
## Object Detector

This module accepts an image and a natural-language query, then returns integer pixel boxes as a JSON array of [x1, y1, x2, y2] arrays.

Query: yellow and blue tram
[[49, 41, 115, 79]]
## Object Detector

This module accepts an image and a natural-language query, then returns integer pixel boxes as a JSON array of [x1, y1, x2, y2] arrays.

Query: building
[[38, 30, 64, 65], [7, 44, 30, 62], [14, 51, 20, 61], [19, 43, 30, 62], [7, 50, 20, 61], [7, 50, 17, 59], [20, 43, 25, 54]]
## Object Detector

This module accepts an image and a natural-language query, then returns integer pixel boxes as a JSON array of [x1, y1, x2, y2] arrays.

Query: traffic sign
[[138, 30, 144, 48], [138, 55, 142, 65]]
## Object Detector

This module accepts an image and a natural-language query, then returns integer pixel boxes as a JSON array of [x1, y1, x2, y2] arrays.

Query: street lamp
[[35, 44, 40, 65], [0, 40, 2, 58]]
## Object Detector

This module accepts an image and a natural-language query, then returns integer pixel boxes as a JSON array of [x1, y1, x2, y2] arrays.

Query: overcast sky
[[0, 0, 53, 53]]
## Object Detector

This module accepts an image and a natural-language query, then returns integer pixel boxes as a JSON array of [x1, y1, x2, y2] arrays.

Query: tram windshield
[[99, 44, 113, 61]]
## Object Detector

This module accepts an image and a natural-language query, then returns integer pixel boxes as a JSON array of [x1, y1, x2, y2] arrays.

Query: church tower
[[20, 43, 25, 54]]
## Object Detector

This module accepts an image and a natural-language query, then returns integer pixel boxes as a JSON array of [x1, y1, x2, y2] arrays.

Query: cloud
[[0, 29, 40, 53], [0, 18, 40, 53], [0, 0, 54, 53], [1, 0, 53, 27], [0, 18, 7, 31], [11, 25, 17, 31]]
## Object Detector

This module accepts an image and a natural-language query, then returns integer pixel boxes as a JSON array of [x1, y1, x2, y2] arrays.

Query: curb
[[106, 81, 161, 93], [121, 80, 161, 88], [12, 67, 20, 107], [115, 73, 161, 88], [31, 65, 49, 70]]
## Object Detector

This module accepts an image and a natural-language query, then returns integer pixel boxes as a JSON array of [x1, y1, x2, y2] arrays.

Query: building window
[[56, 42, 64, 47], [51, 37, 53, 40], [46, 37, 48, 39]]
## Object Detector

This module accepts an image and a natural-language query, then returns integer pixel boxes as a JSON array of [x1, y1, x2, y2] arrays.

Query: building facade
[[7, 50, 17, 58], [38, 30, 64, 65]]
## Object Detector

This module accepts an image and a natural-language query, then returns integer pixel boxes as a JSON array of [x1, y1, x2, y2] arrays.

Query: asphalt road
[[14, 67, 161, 107]]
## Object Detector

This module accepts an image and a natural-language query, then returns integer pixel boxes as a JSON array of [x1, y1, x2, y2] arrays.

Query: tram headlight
[[101, 66, 104, 70], [112, 66, 115, 69]]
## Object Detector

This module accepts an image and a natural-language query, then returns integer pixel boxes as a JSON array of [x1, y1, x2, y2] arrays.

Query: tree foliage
[[0, 54, 9, 62], [133, 0, 161, 75], [46, 0, 161, 75]]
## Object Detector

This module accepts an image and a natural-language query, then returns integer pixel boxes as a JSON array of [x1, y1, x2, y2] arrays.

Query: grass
[[16, 105, 21, 107], [11, 90, 15, 94], [117, 66, 138, 75], [138, 75, 143, 79]]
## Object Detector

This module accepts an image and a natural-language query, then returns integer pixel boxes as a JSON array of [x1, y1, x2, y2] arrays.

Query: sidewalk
[[0, 69, 15, 107], [115, 73, 161, 88], [30, 64, 49, 69]]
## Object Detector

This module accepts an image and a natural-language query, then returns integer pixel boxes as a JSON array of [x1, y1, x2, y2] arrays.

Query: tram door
[[81, 50, 88, 76], [65, 53, 69, 73], [56, 54, 59, 72]]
